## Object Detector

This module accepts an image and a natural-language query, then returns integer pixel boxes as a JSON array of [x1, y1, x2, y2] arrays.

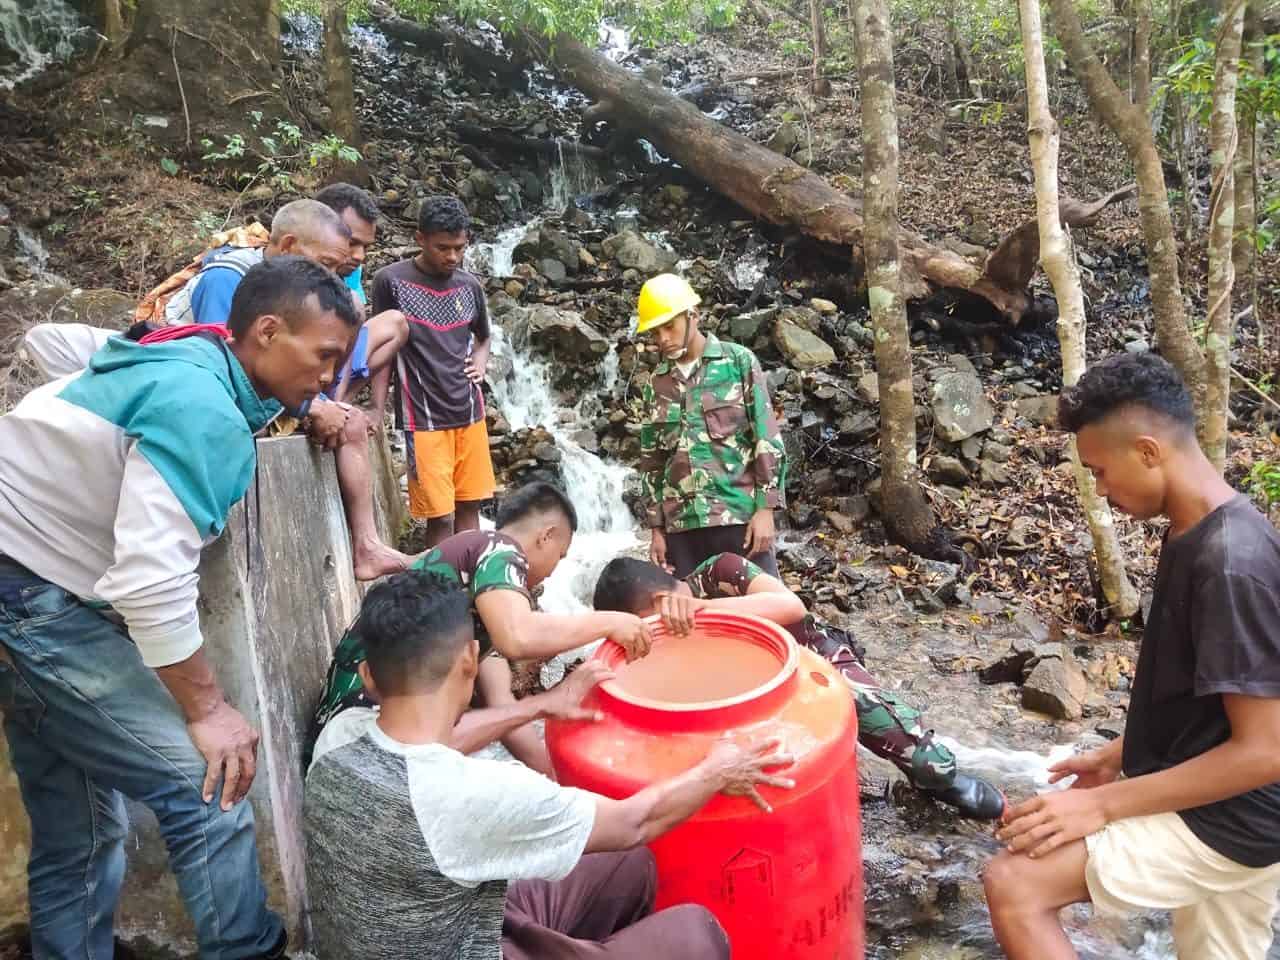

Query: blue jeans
[[0, 559, 284, 959]]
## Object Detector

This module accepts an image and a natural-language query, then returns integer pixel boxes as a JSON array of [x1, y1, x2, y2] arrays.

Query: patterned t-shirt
[[313, 530, 531, 732], [371, 260, 490, 432]]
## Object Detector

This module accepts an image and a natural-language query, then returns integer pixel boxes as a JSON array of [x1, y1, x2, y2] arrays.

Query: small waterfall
[[488, 327, 638, 625], [0, 0, 89, 90], [466, 220, 537, 277], [548, 141, 602, 211], [15, 226, 65, 284]]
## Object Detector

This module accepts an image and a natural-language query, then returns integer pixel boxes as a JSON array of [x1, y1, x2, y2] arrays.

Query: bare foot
[[353, 539, 413, 581]]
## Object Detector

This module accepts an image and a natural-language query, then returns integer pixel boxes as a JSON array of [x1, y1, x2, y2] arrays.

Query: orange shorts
[[407, 421, 496, 519]]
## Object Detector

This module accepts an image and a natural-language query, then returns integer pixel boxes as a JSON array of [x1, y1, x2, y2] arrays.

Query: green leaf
[[160, 158, 179, 176]]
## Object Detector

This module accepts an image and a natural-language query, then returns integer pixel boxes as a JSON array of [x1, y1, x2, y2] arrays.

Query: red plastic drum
[[546, 611, 864, 959]]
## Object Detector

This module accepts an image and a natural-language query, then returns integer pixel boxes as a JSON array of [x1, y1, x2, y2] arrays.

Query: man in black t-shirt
[[984, 352, 1280, 959], [372, 196, 495, 548]]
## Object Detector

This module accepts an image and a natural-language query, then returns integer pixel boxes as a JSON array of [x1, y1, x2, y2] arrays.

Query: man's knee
[[983, 850, 1030, 912], [370, 309, 409, 345], [614, 846, 657, 904], [658, 904, 729, 959]]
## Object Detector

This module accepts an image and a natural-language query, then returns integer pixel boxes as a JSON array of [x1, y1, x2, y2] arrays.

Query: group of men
[[0, 182, 1277, 960]]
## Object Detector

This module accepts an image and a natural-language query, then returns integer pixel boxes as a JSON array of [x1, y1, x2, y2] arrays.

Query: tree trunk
[[854, 0, 953, 560], [98, 0, 126, 47], [1132, 0, 1152, 112], [1201, 0, 1246, 470], [375, 15, 529, 87], [810, 0, 828, 87], [1048, 0, 1208, 439], [524, 31, 1130, 325], [264, 0, 282, 65], [1232, 1, 1262, 348], [323, 0, 360, 147], [1020, 0, 1139, 618]]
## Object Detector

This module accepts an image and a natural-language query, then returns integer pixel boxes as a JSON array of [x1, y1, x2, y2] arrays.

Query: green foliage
[[1249, 459, 1280, 508], [780, 37, 809, 59], [191, 210, 225, 240], [160, 157, 180, 176], [387, 0, 736, 44], [200, 111, 361, 191]]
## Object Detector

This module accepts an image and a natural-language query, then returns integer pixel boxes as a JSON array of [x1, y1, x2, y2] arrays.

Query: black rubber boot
[[920, 772, 1006, 820]]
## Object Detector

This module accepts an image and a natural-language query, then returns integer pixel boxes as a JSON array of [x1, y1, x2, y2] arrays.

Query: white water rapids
[[0, 0, 88, 89]]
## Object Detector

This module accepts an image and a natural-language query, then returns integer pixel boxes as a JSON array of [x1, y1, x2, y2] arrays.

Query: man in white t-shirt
[[304, 569, 794, 959]]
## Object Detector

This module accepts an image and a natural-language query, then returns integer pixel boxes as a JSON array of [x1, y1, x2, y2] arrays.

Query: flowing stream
[[0, 0, 88, 89]]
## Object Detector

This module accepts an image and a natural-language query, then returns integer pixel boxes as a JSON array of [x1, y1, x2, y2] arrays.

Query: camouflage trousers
[[791, 617, 957, 790]]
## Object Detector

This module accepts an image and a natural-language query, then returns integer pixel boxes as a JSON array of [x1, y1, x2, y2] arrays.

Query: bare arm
[[1001, 698, 1280, 858], [476, 590, 652, 661], [156, 649, 259, 811], [1099, 695, 1280, 820], [586, 739, 794, 852], [452, 658, 614, 761], [704, 572, 806, 625]]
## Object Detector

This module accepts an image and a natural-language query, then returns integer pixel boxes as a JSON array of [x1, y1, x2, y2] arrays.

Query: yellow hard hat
[[635, 273, 701, 334]]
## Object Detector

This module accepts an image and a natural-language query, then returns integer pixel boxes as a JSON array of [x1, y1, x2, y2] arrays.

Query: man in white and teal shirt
[[0, 255, 360, 958]]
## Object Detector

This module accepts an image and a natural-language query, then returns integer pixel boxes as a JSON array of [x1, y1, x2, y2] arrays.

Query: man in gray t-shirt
[[304, 570, 793, 960]]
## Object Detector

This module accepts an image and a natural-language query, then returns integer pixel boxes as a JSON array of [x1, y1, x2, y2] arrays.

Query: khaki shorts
[[406, 421, 496, 519], [1085, 811, 1280, 959]]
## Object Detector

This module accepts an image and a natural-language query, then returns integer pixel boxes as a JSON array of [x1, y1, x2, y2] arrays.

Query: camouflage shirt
[[639, 335, 787, 533], [313, 530, 531, 732]]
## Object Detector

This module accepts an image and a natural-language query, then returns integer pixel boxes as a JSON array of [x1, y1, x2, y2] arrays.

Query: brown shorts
[[407, 421, 496, 519]]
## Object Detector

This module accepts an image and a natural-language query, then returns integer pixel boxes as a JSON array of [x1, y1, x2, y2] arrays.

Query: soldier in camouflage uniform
[[310, 482, 652, 771], [593, 553, 1007, 820], [636, 274, 787, 579]]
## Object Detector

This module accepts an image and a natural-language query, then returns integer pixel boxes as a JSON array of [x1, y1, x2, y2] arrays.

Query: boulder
[[810, 297, 839, 315], [979, 459, 1011, 485], [777, 304, 823, 333], [538, 258, 568, 283], [1014, 394, 1060, 427], [505, 305, 609, 363], [601, 230, 678, 274], [514, 227, 579, 276], [1022, 654, 1087, 720], [927, 455, 969, 485], [774, 320, 836, 370], [728, 307, 776, 343], [855, 371, 879, 404], [930, 371, 994, 442]]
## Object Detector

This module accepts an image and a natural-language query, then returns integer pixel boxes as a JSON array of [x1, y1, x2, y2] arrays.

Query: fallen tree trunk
[[528, 32, 1133, 324]]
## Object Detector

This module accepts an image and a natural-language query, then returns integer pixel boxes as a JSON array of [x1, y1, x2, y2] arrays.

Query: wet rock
[[506, 305, 609, 363], [927, 455, 969, 485], [1022, 653, 1087, 721], [1014, 394, 1059, 426], [810, 297, 838, 315], [774, 320, 836, 370], [533, 441, 561, 463], [929, 371, 994, 442], [504, 280, 525, 299], [602, 230, 678, 274], [728, 307, 776, 343], [515, 227, 579, 275], [0, 284, 134, 337], [919, 560, 961, 603], [659, 184, 691, 207], [978, 632, 1040, 685], [0, 226, 10, 250], [1125, 339, 1150, 354], [777, 305, 823, 333], [1095, 719, 1126, 740], [855, 371, 879, 403], [789, 502, 821, 528], [466, 169, 498, 199], [538, 258, 568, 283]]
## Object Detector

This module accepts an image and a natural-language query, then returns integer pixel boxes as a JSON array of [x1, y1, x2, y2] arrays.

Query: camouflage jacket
[[638, 335, 787, 533], [311, 530, 531, 736]]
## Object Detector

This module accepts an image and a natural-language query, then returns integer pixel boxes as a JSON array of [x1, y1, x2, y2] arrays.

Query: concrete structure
[[1, 434, 405, 954]]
